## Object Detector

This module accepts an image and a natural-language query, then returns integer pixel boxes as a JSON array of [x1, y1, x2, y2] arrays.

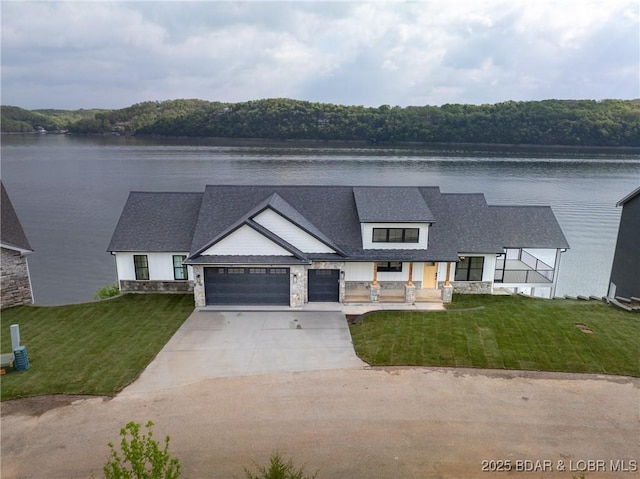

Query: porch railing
[[495, 249, 555, 284], [495, 268, 553, 284]]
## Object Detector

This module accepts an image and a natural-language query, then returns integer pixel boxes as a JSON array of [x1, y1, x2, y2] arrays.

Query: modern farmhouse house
[[1, 182, 35, 308], [108, 185, 569, 307]]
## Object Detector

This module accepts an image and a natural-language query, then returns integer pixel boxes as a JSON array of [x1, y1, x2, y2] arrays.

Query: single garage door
[[308, 269, 340, 302], [204, 267, 290, 305]]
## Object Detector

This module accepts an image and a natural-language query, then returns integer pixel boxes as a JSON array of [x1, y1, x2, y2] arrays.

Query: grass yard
[[1, 294, 194, 400], [349, 295, 640, 377]]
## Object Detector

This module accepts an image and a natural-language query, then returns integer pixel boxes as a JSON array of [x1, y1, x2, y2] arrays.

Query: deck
[[495, 258, 554, 284]]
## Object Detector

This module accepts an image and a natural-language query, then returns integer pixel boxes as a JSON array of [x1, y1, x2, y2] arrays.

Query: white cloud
[[1, 0, 637, 109]]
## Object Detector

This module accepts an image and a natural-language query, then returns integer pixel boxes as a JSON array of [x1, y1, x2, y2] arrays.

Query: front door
[[423, 262, 437, 288]]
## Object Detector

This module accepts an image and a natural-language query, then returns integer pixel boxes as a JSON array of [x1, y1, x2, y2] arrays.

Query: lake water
[[1, 134, 638, 305]]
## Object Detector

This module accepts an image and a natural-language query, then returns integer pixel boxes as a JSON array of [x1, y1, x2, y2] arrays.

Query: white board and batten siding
[[201, 225, 293, 256], [115, 252, 193, 281], [343, 262, 426, 282], [361, 223, 429, 250], [253, 209, 336, 253]]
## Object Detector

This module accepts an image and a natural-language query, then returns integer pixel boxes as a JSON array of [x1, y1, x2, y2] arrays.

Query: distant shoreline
[[4, 131, 639, 153]]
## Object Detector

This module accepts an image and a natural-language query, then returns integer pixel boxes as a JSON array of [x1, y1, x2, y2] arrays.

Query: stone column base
[[370, 284, 381, 302], [441, 285, 453, 303], [404, 284, 416, 304]]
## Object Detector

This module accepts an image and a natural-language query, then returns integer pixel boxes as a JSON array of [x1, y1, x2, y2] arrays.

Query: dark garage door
[[204, 267, 290, 305], [308, 269, 340, 302]]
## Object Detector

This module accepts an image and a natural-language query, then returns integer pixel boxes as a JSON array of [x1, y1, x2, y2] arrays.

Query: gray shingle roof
[[109, 185, 569, 260], [107, 192, 202, 252], [489, 206, 570, 249], [353, 187, 435, 222], [1, 182, 33, 252]]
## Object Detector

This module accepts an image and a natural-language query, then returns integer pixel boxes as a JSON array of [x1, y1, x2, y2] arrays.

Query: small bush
[[95, 282, 120, 300], [243, 453, 318, 479], [104, 421, 183, 479]]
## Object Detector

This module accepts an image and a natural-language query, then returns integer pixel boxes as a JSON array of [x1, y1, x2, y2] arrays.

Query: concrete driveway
[[123, 310, 366, 394]]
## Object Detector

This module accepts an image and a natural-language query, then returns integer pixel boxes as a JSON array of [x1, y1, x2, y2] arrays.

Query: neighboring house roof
[[108, 185, 569, 260], [616, 186, 640, 206], [107, 192, 203, 252], [1, 182, 33, 254]]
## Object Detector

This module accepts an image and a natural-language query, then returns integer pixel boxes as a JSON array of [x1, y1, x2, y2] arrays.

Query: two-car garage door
[[204, 267, 340, 305], [205, 267, 290, 305]]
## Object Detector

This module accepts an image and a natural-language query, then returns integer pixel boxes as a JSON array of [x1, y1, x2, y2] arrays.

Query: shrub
[[243, 453, 318, 479], [95, 282, 120, 300], [104, 421, 183, 479]]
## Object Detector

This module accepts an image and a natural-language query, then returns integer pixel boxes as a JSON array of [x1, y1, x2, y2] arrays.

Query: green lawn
[[1, 294, 194, 400], [349, 295, 640, 377]]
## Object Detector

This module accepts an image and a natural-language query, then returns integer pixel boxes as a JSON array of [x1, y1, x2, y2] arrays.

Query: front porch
[[343, 287, 443, 303]]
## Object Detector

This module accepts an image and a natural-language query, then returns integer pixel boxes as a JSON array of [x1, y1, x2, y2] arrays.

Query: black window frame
[[376, 261, 403, 272], [372, 228, 420, 243], [455, 256, 484, 281], [133, 254, 149, 280], [173, 255, 188, 280]]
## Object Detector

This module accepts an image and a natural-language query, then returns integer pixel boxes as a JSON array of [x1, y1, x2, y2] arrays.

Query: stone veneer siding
[[119, 280, 194, 293], [1, 248, 33, 308], [346, 281, 423, 291], [444, 280, 493, 294]]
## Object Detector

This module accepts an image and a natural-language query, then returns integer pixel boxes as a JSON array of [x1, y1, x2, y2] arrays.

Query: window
[[455, 257, 484, 281], [133, 255, 149, 280], [372, 228, 419, 243], [173, 255, 188, 280], [377, 261, 403, 272]]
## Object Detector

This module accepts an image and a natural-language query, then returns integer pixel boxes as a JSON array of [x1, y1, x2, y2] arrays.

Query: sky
[[1, 0, 639, 110]]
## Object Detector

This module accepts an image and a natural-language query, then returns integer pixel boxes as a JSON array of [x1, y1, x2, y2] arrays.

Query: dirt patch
[[1, 395, 108, 417], [575, 322, 594, 334]]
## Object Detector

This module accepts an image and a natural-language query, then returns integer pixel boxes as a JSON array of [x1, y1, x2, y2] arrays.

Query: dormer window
[[372, 227, 419, 243]]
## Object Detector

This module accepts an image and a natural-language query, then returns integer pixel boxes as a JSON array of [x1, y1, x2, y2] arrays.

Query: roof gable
[[253, 208, 336, 253], [189, 186, 353, 257]]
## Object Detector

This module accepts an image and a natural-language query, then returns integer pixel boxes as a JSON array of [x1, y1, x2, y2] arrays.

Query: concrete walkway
[[122, 310, 366, 395]]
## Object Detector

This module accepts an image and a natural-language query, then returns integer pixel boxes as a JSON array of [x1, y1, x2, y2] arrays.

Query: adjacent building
[[608, 186, 640, 300], [1, 182, 35, 308], [108, 185, 569, 307]]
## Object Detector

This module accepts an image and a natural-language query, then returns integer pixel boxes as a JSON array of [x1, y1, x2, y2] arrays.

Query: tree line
[[2, 98, 639, 147]]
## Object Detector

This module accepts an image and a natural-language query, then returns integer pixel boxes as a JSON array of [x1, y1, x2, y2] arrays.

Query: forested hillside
[[2, 98, 639, 147]]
